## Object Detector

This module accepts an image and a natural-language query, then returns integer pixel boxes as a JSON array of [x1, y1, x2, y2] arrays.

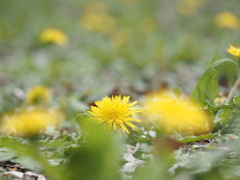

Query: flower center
[[106, 108, 124, 124], [108, 108, 118, 119]]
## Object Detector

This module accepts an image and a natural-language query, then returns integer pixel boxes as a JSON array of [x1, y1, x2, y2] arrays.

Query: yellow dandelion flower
[[88, 95, 142, 134], [1, 108, 62, 137], [215, 12, 240, 30], [97, 13, 116, 34], [25, 86, 51, 105], [227, 44, 240, 58], [178, 0, 204, 16], [79, 13, 116, 34], [79, 13, 102, 31], [40, 28, 68, 45], [142, 92, 213, 136]]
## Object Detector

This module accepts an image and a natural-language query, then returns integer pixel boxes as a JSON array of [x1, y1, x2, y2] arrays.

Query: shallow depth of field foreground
[[1, 0, 240, 180]]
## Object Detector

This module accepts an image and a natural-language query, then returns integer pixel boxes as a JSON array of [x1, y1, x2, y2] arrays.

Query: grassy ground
[[1, 0, 240, 179]]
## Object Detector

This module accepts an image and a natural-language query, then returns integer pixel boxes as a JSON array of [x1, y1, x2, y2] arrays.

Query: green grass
[[1, 0, 240, 179]]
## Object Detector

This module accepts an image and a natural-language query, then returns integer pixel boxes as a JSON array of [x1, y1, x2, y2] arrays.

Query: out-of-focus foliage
[[1, 0, 240, 180]]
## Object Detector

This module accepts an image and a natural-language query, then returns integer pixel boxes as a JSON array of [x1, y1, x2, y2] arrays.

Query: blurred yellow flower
[[215, 12, 240, 30], [79, 13, 116, 34], [227, 44, 240, 58], [214, 97, 226, 105], [111, 29, 132, 47], [178, 0, 204, 16], [25, 86, 51, 105], [84, 1, 107, 14], [142, 92, 212, 136], [40, 28, 68, 45], [79, 13, 102, 31], [1, 108, 62, 136], [79, 1, 115, 34], [88, 95, 142, 134], [140, 17, 158, 34]]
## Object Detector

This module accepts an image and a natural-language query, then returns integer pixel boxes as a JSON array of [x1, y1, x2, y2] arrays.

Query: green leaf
[[132, 161, 168, 180], [175, 134, 216, 143], [207, 103, 235, 113], [233, 96, 240, 106], [12, 156, 43, 172], [47, 136, 69, 147], [0, 151, 16, 161], [0, 136, 66, 180], [190, 58, 238, 103], [206, 53, 218, 68], [195, 85, 207, 106], [205, 69, 221, 101], [213, 108, 233, 131], [210, 96, 240, 132], [66, 118, 122, 180]]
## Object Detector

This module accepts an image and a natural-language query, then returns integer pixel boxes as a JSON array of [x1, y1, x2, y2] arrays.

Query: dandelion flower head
[[79, 13, 116, 34], [79, 1, 116, 34], [40, 28, 68, 45], [1, 108, 62, 137], [178, 0, 204, 16], [88, 95, 142, 134], [215, 12, 240, 30], [142, 92, 213, 136], [227, 44, 240, 58], [25, 86, 52, 105]]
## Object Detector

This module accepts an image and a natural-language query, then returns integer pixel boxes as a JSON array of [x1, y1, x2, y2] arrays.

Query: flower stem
[[225, 75, 240, 104]]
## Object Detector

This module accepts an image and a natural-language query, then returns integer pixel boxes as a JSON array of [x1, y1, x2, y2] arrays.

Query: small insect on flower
[[40, 28, 68, 46], [25, 86, 52, 105], [88, 95, 142, 135], [227, 44, 240, 58]]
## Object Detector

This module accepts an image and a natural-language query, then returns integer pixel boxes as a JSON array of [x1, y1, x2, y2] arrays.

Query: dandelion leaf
[[0, 136, 65, 180], [175, 134, 216, 143], [213, 108, 233, 131], [132, 161, 168, 180], [66, 119, 121, 180], [212, 96, 240, 132], [190, 58, 238, 104], [0, 151, 16, 161], [194, 85, 207, 106], [233, 95, 240, 106], [205, 69, 221, 101]]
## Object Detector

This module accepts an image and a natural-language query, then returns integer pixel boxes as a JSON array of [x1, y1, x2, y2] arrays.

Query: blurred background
[[1, 0, 240, 103], [1, 2, 240, 179]]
